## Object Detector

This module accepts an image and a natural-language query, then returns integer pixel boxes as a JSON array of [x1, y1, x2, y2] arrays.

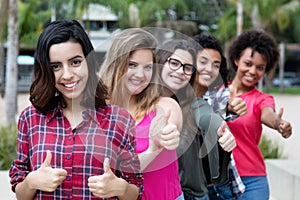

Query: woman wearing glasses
[[157, 39, 236, 200]]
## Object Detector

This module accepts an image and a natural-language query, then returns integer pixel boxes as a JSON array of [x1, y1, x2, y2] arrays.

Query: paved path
[[262, 94, 300, 160]]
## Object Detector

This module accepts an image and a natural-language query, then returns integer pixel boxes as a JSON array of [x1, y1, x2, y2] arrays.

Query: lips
[[170, 74, 185, 82], [129, 79, 144, 86], [244, 75, 255, 82]]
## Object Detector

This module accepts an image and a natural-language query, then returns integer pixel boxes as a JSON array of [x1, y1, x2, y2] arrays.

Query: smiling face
[[234, 47, 266, 89], [124, 49, 154, 95], [49, 41, 88, 105], [196, 48, 221, 88], [161, 49, 193, 93]]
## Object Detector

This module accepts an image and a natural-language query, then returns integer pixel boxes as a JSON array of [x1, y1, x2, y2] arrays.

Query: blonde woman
[[99, 28, 184, 200]]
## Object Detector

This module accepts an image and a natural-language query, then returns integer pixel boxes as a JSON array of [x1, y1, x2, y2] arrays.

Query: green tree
[[214, 0, 300, 43]]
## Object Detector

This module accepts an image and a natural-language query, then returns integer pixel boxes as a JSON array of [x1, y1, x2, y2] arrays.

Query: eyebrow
[[50, 55, 84, 64]]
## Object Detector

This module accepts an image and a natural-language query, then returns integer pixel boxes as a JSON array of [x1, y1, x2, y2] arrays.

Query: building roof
[[82, 4, 118, 21]]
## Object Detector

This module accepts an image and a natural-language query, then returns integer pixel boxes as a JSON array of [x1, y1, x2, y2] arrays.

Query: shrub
[[259, 135, 282, 159], [0, 125, 17, 170]]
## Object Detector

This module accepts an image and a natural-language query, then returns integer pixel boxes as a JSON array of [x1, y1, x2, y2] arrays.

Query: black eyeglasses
[[167, 57, 195, 75]]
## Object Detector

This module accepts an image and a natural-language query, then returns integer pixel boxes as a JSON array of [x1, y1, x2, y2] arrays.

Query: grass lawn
[[264, 86, 300, 94]]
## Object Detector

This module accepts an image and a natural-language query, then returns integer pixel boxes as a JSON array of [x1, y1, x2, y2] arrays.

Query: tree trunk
[[5, 0, 18, 125]]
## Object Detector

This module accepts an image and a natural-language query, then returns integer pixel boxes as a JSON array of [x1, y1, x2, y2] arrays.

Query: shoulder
[[19, 105, 44, 119], [157, 96, 180, 109], [247, 88, 275, 103]]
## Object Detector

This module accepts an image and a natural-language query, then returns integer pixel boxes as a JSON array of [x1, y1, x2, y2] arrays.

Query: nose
[[62, 65, 73, 80], [134, 66, 144, 77], [176, 65, 185, 74], [249, 65, 256, 74]]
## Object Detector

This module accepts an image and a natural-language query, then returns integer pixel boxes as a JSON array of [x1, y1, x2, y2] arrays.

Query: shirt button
[[66, 176, 71, 181], [66, 155, 71, 159], [68, 136, 72, 140]]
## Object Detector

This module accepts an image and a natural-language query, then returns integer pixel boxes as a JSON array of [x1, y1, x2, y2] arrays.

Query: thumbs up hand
[[26, 150, 67, 192], [160, 108, 180, 150], [149, 108, 180, 151], [88, 158, 128, 198], [217, 121, 236, 152], [228, 89, 247, 117], [276, 107, 292, 138]]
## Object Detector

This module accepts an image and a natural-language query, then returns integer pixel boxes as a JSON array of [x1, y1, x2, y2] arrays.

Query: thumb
[[42, 150, 52, 167], [103, 157, 111, 174], [229, 88, 235, 103], [218, 121, 227, 137], [164, 108, 171, 125], [278, 107, 284, 121]]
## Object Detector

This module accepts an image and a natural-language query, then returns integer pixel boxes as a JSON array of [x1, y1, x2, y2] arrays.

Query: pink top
[[227, 88, 275, 176], [136, 110, 182, 200]]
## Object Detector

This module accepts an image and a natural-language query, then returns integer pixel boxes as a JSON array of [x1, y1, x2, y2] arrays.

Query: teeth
[[131, 80, 143, 85], [64, 82, 77, 88]]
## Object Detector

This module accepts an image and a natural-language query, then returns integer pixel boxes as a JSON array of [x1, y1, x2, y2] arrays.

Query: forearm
[[118, 182, 139, 200], [15, 175, 37, 200], [138, 148, 163, 171], [261, 107, 279, 130]]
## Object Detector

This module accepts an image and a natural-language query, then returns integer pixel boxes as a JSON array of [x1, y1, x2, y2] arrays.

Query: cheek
[[161, 67, 169, 83], [146, 71, 153, 83]]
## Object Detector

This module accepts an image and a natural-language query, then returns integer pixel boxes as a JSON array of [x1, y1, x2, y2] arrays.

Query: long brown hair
[[99, 28, 160, 119]]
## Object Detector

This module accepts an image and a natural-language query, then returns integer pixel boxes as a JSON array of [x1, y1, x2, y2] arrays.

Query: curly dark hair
[[228, 29, 279, 74], [193, 33, 229, 88]]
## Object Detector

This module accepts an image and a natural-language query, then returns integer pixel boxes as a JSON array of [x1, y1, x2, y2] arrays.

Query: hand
[[228, 90, 247, 116], [150, 108, 180, 151], [217, 121, 236, 152], [27, 150, 67, 192], [276, 107, 292, 138], [88, 158, 128, 198]]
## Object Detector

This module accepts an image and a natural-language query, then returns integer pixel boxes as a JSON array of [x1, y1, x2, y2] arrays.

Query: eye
[[170, 59, 180, 67], [128, 61, 137, 69], [212, 63, 220, 69], [244, 61, 252, 67], [51, 64, 61, 72], [71, 59, 82, 66], [198, 58, 208, 65], [257, 65, 265, 71], [184, 65, 194, 73], [144, 64, 153, 71]]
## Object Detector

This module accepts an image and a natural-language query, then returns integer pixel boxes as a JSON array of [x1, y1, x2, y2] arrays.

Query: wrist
[[117, 177, 129, 197]]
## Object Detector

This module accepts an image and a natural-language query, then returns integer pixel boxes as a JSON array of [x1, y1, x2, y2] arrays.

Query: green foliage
[[214, 0, 300, 43], [259, 135, 282, 159], [0, 125, 17, 170]]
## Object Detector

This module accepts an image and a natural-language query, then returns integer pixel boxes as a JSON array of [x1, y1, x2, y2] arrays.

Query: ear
[[234, 59, 239, 67]]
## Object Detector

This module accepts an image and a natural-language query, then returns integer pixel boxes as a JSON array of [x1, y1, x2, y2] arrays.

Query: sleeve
[[9, 111, 31, 192], [114, 108, 143, 199], [259, 93, 275, 111]]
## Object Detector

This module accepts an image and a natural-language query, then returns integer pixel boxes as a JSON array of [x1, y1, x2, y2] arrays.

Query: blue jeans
[[184, 194, 209, 200], [238, 176, 269, 200], [208, 182, 235, 200]]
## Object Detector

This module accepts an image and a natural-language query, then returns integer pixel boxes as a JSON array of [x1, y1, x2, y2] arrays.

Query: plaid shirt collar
[[45, 104, 100, 125]]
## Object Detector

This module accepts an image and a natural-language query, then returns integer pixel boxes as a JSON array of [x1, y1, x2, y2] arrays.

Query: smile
[[63, 81, 78, 88]]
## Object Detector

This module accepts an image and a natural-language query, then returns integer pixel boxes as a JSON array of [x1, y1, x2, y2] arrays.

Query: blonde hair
[[99, 28, 161, 120]]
